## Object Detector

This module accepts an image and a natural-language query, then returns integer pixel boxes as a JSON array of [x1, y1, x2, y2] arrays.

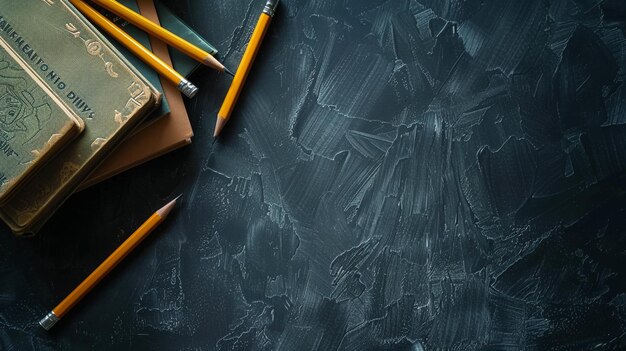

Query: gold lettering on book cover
[[128, 81, 145, 100], [90, 137, 107, 151], [31, 133, 63, 158], [64, 23, 119, 78], [115, 81, 147, 125], [114, 109, 124, 125]]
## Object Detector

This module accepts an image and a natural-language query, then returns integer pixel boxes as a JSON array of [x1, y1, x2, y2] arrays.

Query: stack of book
[[0, 0, 211, 235]]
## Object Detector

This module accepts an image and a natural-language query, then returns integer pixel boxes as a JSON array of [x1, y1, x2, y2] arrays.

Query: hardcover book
[[101, 0, 217, 130], [81, 0, 198, 189], [0, 0, 160, 235], [154, 0, 217, 77], [0, 37, 84, 203], [98, 0, 167, 129]]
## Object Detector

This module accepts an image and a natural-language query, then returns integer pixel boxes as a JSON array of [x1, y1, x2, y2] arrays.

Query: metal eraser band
[[178, 79, 199, 99], [263, 0, 280, 17], [39, 311, 60, 331]]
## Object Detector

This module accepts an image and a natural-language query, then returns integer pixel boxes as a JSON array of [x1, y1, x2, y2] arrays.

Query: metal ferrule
[[177, 79, 199, 99], [263, 0, 279, 17], [39, 311, 60, 331]]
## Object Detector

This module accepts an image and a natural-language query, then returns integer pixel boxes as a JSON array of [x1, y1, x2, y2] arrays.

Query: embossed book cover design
[[0, 37, 84, 203], [82, 0, 199, 188], [0, 0, 160, 234], [100, 0, 217, 129]]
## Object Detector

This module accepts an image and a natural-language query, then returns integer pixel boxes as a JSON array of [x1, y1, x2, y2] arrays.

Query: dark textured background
[[2, 0, 626, 349]]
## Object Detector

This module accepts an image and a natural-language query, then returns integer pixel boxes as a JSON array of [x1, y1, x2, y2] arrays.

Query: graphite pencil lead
[[224, 67, 235, 77], [158, 195, 183, 218], [214, 117, 227, 138]]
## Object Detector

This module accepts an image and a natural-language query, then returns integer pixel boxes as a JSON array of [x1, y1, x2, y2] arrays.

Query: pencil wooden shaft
[[92, 0, 224, 71], [215, 13, 272, 136], [69, 0, 183, 86], [52, 213, 163, 318]]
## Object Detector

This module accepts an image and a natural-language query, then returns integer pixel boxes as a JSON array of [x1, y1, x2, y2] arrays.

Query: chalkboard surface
[[1, 0, 626, 349]]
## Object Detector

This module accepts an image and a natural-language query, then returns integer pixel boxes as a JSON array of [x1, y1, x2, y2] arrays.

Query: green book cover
[[154, 0, 217, 76], [0, 37, 84, 203], [0, 0, 159, 234]]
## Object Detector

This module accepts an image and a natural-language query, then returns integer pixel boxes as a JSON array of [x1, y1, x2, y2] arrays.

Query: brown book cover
[[80, 0, 193, 189]]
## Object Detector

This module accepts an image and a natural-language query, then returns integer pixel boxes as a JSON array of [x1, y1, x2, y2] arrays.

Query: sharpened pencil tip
[[224, 67, 235, 77], [157, 195, 183, 218], [212, 137, 217, 146], [214, 117, 227, 138]]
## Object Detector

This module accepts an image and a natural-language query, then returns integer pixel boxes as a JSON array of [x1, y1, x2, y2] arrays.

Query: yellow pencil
[[38, 195, 182, 331], [91, 0, 233, 76], [69, 0, 198, 98], [214, 0, 279, 137]]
